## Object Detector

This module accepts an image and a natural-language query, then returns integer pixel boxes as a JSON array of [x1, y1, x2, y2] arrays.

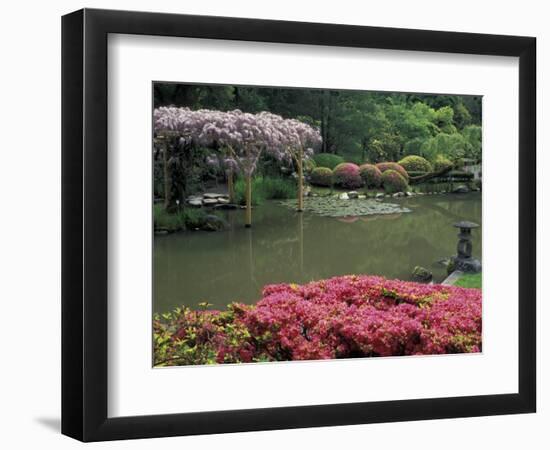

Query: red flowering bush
[[376, 162, 409, 182], [154, 275, 481, 366], [381, 169, 408, 193], [332, 163, 364, 189], [359, 164, 383, 188], [310, 167, 333, 187]]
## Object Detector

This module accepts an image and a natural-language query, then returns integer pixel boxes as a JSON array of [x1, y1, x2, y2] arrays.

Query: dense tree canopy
[[154, 83, 482, 164]]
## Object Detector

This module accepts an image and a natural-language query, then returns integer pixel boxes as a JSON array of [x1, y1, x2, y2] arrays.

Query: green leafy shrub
[[153, 204, 216, 232], [381, 169, 408, 193], [234, 176, 296, 205], [313, 153, 345, 169], [333, 163, 364, 189], [398, 155, 433, 173], [310, 167, 333, 187], [359, 164, 382, 188], [433, 155, 453, 172], [343, 154, 364, 165], [304, 157, 317, 174], [262, 176, 297, 199], [234, 178, 265, 206], [376, 162, 409, 182]]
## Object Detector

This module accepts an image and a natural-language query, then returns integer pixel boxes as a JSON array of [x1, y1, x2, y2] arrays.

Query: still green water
[[154, 193, 481, 313]]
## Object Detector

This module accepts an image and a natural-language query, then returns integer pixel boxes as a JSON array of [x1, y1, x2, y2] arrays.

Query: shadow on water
[[154, 192, 481, 312]]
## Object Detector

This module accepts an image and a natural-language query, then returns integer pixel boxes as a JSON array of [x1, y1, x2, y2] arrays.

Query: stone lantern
[[450, 221, 481, 273]]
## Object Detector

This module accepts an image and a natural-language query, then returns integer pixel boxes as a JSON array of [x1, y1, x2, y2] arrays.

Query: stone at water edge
[[187, 199, 203, 207], [449, 256, 482, 274], [339, 192, 349, 200], [201, 215, 229, 232], [375, 193, 385, 199], [347, 191, 359, 199], [406, 191, 414, 197], [357, 194, 367, 200], [411, 266, 433, 283], [452, 185, 470, 194], [217, 197, 230, 204], [202, 198, 218, 206], [203, 193, 226, 199]]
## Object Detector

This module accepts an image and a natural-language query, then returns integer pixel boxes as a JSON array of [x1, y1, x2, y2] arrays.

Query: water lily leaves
[[280, 197, 410, 218]]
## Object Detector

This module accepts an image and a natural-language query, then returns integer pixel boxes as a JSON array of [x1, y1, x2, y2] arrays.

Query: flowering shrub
[[376, 162, 409, 182], [359, 164, 382, 188], [310, 167, 333, 187], [398, 155, 433, 173], [154, 275, 481, 366], [332, 163, 364, 189], [381, 169, 408, 193]]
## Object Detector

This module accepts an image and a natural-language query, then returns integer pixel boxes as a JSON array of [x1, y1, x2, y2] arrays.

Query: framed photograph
[[62, 8, 536, 442]]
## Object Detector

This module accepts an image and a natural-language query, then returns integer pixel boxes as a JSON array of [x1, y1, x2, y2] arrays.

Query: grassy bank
[[154, 204, 219, 232], [454, 272, 482, 289], [234, 176, 297, 206]]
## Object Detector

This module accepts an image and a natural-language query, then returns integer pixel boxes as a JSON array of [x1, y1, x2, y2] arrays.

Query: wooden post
[[228, 169, 235, 203], [299, 210, 304, 272], [297, 146, 304, 212], [245, 173, 252, 227], [162, 139, 170, 210]]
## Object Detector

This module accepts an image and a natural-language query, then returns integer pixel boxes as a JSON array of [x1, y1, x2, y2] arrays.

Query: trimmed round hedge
[[433, 155, 453, 172], [376, 162, 409, 182], [333, 163, 364, 189], [381, 169, 408, 194], [313, 153, 345, 170], [398, 155, 433, 173], [304, 157, 317, 174], [310, 167, 333, 187], [359, 164, 382, 188]]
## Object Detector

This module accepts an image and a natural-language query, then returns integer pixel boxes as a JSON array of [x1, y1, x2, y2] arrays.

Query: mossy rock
[[201, 215, 229, 232], [412, 266, 433, 282]]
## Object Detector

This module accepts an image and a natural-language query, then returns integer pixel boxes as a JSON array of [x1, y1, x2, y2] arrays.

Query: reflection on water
[[154, 193, 481, 312]]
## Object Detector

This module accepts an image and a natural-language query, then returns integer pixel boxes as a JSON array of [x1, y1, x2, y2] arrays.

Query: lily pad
[[280, 197, 411, 218]]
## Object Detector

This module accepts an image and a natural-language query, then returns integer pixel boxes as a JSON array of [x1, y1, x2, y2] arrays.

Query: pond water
[[154, 192, 481, 313]]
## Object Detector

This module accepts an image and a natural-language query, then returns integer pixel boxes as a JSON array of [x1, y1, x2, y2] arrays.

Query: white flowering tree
[[263, 115, 321, 211], [154, 107, 321, 226]]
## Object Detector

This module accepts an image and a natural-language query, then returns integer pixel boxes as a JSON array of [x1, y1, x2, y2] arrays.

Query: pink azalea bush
[[376, 162, 409, 182], [381, 169, 408, 193], [332, 163, 364, 189], [154, 275, 481, 366], [359, 164, 383, 188]]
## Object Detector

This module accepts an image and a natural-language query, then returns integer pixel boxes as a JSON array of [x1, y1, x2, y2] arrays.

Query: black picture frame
[[62, 8, 536, 442]]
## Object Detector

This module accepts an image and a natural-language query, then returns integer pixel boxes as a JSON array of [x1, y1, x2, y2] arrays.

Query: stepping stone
[[203, 193, 226, 199]]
